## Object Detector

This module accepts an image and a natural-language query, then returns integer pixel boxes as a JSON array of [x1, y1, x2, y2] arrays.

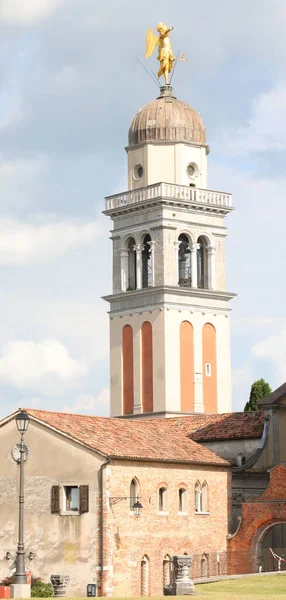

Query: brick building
[[0, 409, 231, 596]]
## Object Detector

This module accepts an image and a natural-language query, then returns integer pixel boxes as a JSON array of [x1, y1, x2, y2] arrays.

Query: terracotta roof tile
[[21, 409, 230, 467], [156, 411, 264, 442]]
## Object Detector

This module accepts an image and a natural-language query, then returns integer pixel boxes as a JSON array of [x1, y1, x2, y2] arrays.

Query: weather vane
[[145, 23, 175, 85]]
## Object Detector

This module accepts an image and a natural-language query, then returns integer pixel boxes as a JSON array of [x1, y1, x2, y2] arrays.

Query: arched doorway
[[257, 523, 286, 572]]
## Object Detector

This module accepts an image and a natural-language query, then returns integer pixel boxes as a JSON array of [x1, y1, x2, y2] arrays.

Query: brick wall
[[228, 463, 286, 575], [102, 460, 231, 596]]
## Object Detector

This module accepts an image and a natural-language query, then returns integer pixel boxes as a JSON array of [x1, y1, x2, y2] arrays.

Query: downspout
[[99, 457, 111, 597]]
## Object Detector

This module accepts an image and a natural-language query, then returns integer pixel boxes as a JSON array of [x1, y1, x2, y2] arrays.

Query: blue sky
[[1, 0, 286, 416]]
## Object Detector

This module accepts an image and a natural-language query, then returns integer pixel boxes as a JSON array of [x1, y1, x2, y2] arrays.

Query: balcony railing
[[105, 182, 232, 211]]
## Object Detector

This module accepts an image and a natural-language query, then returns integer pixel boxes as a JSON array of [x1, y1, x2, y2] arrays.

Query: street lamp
[[14, 410, 30, 585], [109, 494, 143, 517]]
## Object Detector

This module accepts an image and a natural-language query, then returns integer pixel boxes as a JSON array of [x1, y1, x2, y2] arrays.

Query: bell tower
[[104, 85, 235, 418]]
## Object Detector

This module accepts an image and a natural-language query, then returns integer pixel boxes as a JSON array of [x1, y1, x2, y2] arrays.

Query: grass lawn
[[194, 574, 286, 598]]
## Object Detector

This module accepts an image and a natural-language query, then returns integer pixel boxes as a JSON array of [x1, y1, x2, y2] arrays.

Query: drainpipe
[[99, 458, 111, 597]]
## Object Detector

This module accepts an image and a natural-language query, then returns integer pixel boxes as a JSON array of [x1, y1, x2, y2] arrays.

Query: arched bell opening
[[178, 234, 191, 287], [142, 234, 152, 288]]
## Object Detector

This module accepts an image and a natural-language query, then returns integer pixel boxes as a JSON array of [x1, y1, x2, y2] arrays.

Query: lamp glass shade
[[15, 411, 30, 433], [133, 499, 143, 517]]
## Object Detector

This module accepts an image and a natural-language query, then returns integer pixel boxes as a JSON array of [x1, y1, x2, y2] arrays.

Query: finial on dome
[[158, 85, 176, 99]]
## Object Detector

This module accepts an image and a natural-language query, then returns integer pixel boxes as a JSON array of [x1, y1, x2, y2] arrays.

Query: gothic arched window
[[142, 234, 152, 288], [178, 234, 191, 287], [197, 236, 208, 289], [141, 555, 149, 596], [179, 487, 188, 512], [130, 477, 140, 511], [127, 237, 136, 290], [195, 481, 202, 513], [202, 481, 208, 513]]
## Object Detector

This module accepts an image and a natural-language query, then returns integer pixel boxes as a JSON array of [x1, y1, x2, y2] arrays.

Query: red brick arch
[[228, 464, 286, 574]]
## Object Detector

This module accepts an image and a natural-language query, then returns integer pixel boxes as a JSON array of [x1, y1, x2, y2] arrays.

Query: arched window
[[178, 234, 191, 287], [195, 481, 202, 513], [127, 237, 136, 290], [163, 555, 173, 587], [130, 477, 139, 511], [159, 487, 168, 512], [179, 487, 188, 512], [141, 555, 149, 596], [202, 481, 208, 513], [142, 234, 152, 288], [197, 236, 208, 289]]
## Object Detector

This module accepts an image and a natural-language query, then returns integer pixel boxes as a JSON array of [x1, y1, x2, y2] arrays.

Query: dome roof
[[128, 85, 206, 147]]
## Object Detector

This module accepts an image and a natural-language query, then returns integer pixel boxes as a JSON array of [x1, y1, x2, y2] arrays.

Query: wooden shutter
[[79, 485, 89, 514], [51, 485, 60, 513]]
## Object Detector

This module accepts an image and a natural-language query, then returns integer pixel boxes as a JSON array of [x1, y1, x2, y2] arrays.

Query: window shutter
[[79, 485, 89, 514], [51, 485, 60, 514]]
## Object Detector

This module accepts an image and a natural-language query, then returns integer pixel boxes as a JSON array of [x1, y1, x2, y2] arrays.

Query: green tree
[[244, 378, 272, 412]]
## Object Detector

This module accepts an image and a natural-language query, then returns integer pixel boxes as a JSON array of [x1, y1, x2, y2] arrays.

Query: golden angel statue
[[145, 23, 175, 85]]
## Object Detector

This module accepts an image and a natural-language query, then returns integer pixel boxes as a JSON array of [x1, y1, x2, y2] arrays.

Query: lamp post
[[13, 410, 30, 585]]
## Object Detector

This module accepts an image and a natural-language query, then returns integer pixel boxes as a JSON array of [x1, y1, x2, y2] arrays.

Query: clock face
[[11, 443, 29, 463]]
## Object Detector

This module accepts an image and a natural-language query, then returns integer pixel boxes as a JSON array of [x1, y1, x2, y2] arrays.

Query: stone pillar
[[170, 555, 194, 595], [207, 245, 216, 290], [148, 240, 155, 286], [174, 241, 181, 284], [119, 249, 129, 292], [50, 575, 70, 598], [190, 243, 200, 288], [135, 244, 142, 290]]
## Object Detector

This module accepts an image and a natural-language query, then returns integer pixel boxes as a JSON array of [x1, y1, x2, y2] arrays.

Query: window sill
[[195, 511, 210, 516], [60, 510, 80, 516], [178, 511, 188, 516], [158, 511, 169, 516]]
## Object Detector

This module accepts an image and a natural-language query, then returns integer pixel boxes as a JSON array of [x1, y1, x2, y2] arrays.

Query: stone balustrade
[[105, 182, 232, 212]]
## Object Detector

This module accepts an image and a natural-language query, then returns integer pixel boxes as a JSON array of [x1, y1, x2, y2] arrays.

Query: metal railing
[[105, 182, 232, 211]]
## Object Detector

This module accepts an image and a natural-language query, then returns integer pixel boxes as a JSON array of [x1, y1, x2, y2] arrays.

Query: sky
[[0, 0, 286, 417]]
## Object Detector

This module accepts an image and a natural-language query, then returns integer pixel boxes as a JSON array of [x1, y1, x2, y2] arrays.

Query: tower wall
[[128, 142, 208, 190], [109, 308, 231, 417]]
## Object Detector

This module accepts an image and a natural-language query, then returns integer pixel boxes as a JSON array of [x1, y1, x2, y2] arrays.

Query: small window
[[195, 482, 202, 513], [179, 488, 187, 512], [202, 482, 208, 512], [134, 164, 143, 180], [51, 485, 89, 515], [64, 486, 79, 511], [130, 477, 140, 510], [205, 363, 211, 377], [159, 487, 168, 512]]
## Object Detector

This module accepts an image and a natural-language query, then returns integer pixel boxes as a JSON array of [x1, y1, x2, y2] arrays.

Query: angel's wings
[[145, 28, 159, 58]]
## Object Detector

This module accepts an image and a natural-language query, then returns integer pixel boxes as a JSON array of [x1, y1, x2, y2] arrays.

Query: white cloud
[[0, 340, 88, 394], [95, 387, 110, 405], [0, 217, 101, 266], [251, 324, 286, 387], [62, 388, 109, 415], [62, 393, 95, 414], [216, 82, 286, 156], [1, 0, 65, 24]]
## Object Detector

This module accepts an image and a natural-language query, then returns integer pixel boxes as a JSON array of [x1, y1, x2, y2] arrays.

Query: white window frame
[[62, 485, 80, 515]]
